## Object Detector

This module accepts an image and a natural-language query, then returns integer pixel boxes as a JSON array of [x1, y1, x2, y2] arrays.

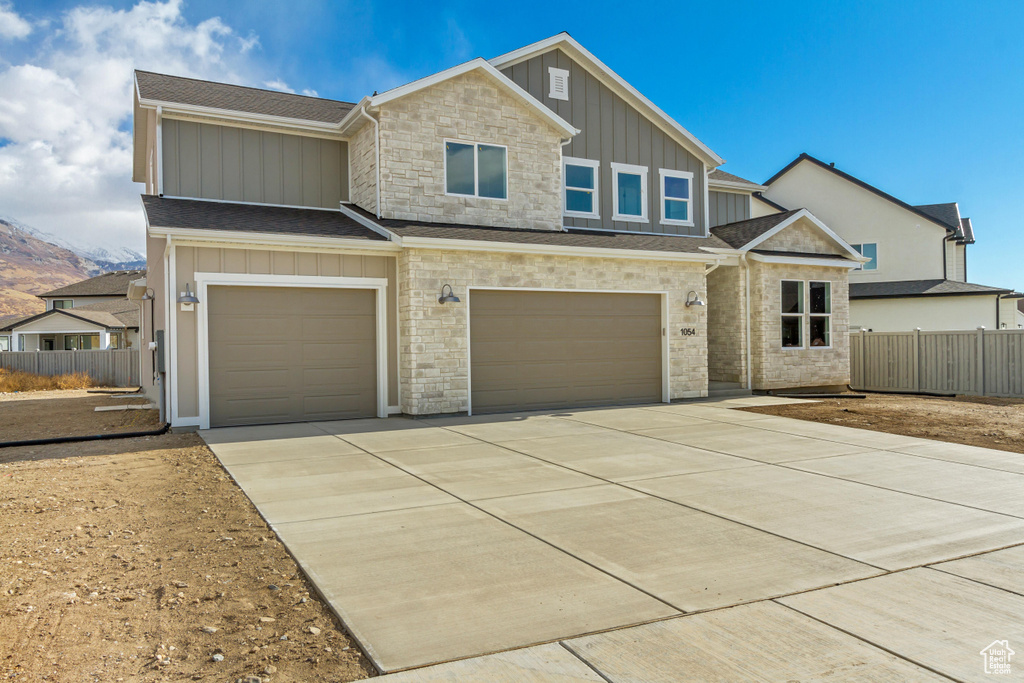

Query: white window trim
[[443, 139, 509, 201], [659, 168, 695, 227], [610, 161, 648, 223], [780, 279, 833, 350], [548, 67, 569, 101], [852, 243, 878, 271], [50, 299, 74, 310], [562, 156, 600, 220]]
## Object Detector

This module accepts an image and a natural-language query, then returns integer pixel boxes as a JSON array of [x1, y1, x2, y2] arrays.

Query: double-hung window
[[780, 280, 832, 348], [563, 157, 599, 219], [851, 243, 877, 270], [659, 169, 694, 226], [610, 162, 648, 222], [445, 140, 507, 199], [781, 280, 804, 348]]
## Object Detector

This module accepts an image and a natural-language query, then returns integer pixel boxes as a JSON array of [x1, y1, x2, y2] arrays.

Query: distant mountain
[[4, 218, 146, 272], [0, 218, 102, 317]]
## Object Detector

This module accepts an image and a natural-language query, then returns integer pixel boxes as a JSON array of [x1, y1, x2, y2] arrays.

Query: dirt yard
[[743, 393, 1024, 454], [0, 432, 375, 682], [0, 389, 160, 441]]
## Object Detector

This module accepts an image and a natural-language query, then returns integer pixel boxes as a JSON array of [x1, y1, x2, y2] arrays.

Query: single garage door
[[470, 290, 662, 414], [208, 286, 377, 427]]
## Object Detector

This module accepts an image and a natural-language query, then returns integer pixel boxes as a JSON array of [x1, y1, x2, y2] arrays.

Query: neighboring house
[[131, 33, 862, 429], [37, 269, 147, 311], [760, 154, 1022, 331], [0, 299, 140, 352], [1018, 299, 1024, 328]]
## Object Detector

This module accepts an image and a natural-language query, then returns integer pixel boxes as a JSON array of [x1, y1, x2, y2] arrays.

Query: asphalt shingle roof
[[913, 203, 961, 231], [709, 209, 803, 249], [73, 300, 140, 328], [142, 196, 386, 242], [135, 71, 355, 124], [708, 169, 762, 187], [850, 279, 1013, 299], [39, 270, 146, 298]]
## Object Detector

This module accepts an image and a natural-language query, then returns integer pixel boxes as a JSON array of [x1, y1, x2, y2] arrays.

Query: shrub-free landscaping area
[[0, 369, 93, 393], [0, 389, 158, 442]]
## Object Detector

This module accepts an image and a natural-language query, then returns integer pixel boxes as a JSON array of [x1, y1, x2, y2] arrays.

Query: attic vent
[[548, 67, 569, 101]]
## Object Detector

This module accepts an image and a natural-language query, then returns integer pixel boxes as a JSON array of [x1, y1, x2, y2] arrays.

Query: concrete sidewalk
[[202, 397, 1024, 679]]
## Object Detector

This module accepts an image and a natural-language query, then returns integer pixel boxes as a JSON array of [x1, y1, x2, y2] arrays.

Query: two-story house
[[131, 33, 863, 429], [0, 270, 144, 352], [759, 154, 1022, 331]]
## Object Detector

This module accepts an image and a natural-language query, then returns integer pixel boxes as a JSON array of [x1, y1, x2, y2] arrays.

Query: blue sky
[[2, 0, 1022, 289]]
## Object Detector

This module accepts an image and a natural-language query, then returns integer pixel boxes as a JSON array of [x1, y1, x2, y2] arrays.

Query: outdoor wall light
[[685, 290, 705, 307], [438, 284, 461, 304], [177, 283, 200, 305], [141, 288, 155, 301]]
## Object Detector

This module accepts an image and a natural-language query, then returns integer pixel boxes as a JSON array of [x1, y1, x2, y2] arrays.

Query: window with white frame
[[781, 280, 804, 348], [445, 140, 507, 199], [563, 157, 599, 219], [0, 336, 9, 352], [51, 299, 73, 309], [611, 162, 648, 222], [851, 243, 878, 270], [659, 169, 694, 226], [780, 280, 832, 349]]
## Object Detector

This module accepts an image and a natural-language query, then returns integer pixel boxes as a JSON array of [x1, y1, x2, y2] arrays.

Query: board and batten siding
[[162, 119, 349, 208], [501, 49, 706, 236], [709, 190, 751, 228]]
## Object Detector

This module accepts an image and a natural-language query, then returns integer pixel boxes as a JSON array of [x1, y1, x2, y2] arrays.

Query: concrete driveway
[[201, 398, 1024, 680]]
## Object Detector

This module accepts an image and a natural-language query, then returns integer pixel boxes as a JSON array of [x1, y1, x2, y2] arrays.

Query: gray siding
[[502, 49, 705, 236], [709, 190, 751, 228], [162, 119, 348, 207]]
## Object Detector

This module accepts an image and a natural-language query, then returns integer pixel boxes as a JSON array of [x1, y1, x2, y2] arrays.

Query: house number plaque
[[680, 327, 697, 336]]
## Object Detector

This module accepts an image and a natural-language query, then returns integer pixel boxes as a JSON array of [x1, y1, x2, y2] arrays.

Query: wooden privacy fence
[[0, 349, 140, 387], [851, 329, 1024, 397]]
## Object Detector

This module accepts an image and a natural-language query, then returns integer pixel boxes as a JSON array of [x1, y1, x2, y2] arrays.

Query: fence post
[[858, 329, 866, 389], [913, 328, 921, 393], [976, 327, 986, 396]]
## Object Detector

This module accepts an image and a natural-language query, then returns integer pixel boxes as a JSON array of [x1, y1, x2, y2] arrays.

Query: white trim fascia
[[742, 209, 866, 261], [708, 179, 768, 192], [193, 272, 390, 430], [746, 252, 862, 269], [559, 224, 706, 239], [155, 106, 163, 196], [702, 162, 710, 237], [337, 203, 399, 240], [489, 34, 724, 166], [137, 98, 351, 136], [370, 59, 578, 138], [337, 96, 373, 136], [160, 195, 343, 213], [398, 235, 722, 264], [147, 226, 401, 253]]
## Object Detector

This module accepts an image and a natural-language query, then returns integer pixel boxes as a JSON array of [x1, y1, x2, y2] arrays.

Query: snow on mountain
[[1, 216, 145, 270]]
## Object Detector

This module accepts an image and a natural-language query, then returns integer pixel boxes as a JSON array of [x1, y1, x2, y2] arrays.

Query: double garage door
[[207, 287, 662, 427]]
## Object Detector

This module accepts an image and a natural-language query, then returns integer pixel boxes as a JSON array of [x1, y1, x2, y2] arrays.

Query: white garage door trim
[[195, 272, 389, 430], [466, 286, 670, 416]]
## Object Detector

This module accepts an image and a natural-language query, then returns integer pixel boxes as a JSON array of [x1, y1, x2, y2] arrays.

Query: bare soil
[[742, 393, 1024, 454], [0, 432, 375, 682], [0, 389, 160, 441]]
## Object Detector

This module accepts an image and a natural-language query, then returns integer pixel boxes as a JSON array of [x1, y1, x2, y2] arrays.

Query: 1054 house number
[[680, 327, 697, 336]]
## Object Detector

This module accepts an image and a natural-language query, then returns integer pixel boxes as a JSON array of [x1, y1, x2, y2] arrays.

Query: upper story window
[[51, 299, 73, 310], [781, 280, 832, 349], [563, 157, 599, 219], [611, 162, 648, 223], [548, 67, 569, 101], [445, 140, 507, 200], [851, 243, 877, 270], [659, 169, 694, 226]]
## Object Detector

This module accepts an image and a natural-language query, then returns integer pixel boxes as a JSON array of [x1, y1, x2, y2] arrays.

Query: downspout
[[160, 235, 171, 425], [155, 106, 163, 197], [358, 106, 381, 218], [740, 252, 753, 391]]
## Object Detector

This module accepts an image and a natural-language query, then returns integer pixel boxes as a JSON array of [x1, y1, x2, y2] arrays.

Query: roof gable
[[710, 208, 862, 260], [489, 33, 723, 166], [39, 270, 147, 298], [765, 154, 957, 234], [1, 307, 128, 332]]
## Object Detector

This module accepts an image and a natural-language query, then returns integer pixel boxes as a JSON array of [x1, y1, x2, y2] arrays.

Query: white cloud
[[0, 0, 284, 254], [0, 2, 31, 40], [264, 79, 294, 93]]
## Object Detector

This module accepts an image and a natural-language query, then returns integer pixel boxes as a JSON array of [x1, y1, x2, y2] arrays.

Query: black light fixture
[[178, 283, 200, 305], [438, 284, 460, 304], [685, 290, 705, 307]]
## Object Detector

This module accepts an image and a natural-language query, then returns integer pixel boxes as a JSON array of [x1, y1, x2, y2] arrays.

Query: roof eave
[[708, 179, 768, 192]]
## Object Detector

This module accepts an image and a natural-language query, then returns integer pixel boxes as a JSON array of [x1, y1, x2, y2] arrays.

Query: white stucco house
[[757, 154, 1022, 331]]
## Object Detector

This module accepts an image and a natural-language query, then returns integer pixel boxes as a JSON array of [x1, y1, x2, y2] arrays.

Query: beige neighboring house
[[130, 33, 864, 429], [0, 270, 145, 352], [759, 154, 1022, 331]]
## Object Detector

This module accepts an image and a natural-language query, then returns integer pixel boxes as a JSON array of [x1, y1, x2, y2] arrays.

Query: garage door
[[470, 290, 662, 414], [208, 286, 377, 427]]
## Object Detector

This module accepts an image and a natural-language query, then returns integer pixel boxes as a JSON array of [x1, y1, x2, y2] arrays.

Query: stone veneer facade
[[369, 70, 564, 231], [749, 261, 851, 390], [397, 248, 709, 415], [707, 265, 747, 384]]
